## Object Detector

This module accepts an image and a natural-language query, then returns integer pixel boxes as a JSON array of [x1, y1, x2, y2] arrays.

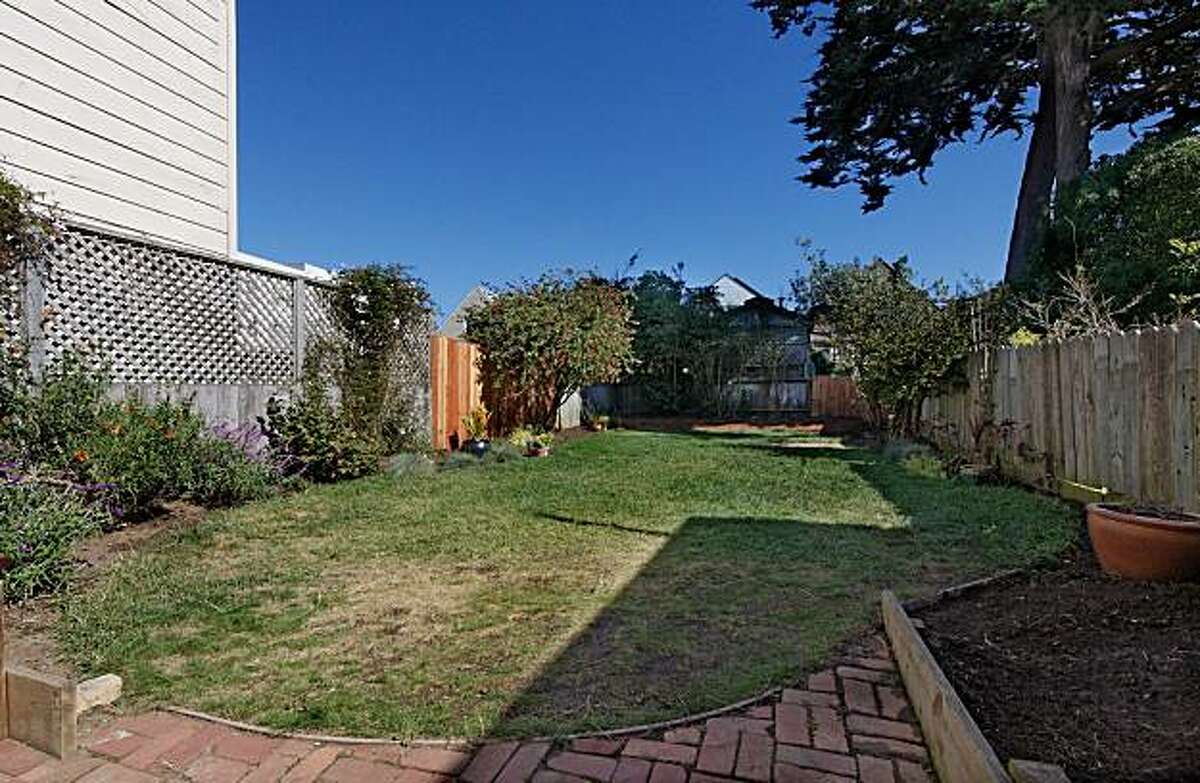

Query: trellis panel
[[41, 228, 294, 384]]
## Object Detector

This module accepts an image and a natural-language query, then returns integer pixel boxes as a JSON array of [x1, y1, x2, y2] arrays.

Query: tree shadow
[[488, 514, 915, 737], [536, 512, 671, 539], [484, 433, 1073, 738]]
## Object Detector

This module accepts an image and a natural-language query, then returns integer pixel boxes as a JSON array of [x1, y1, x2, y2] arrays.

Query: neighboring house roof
[[439, 284, 495, 338], [711, 274, 770, 309]]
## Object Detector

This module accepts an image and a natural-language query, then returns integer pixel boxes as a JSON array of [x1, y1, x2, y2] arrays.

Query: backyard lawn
[[59, 427, 1076, 740]]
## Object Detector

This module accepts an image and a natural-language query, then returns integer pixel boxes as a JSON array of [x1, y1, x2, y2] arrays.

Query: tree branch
[[1092, 9, 1200, 72]]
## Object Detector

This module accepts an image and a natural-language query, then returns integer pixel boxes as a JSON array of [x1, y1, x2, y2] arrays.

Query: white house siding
[[0, 0, 236, 255]]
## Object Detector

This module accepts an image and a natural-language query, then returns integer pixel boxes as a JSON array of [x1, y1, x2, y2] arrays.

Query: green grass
[[58, 428, 1077, 739]]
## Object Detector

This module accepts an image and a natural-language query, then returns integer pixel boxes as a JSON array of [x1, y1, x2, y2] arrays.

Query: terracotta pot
[[1087, 503, 1200, 582]]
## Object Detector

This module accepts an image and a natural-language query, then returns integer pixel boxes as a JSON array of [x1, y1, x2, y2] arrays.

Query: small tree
[[794, 258, 977, 437], [466, 274, 635, 431], [628, 269, 728, 413]]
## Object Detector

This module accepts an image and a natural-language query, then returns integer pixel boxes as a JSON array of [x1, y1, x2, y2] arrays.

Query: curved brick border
[[163, 685, 783, 749], [5, 632, 938, 782]]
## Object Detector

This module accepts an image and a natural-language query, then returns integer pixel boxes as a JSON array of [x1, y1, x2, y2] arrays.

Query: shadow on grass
[[536, 512, 671, 538], [486, 434, 1071, 737], [489, 513, 914, 737]]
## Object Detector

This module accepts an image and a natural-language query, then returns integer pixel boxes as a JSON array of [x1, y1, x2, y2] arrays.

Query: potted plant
[[461, 404, 490, 458], [526, 431, 554, 457], [508, 427, 554, 457], [1087, 503, 1200, 581], [589, 414, 610, 432]]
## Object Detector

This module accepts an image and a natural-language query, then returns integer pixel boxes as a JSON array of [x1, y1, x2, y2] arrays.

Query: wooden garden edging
[[881, 590, 1071, 783], [0, 598, 122, 758]]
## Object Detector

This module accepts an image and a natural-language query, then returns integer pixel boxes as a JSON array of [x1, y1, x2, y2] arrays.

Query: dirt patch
[[4, 502, 205, 679], [616, 416, 864, 435], [917, 544, 1200, 783]]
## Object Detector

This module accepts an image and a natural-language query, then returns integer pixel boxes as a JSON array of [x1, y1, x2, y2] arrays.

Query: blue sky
[[236, 1, 1122, 316]]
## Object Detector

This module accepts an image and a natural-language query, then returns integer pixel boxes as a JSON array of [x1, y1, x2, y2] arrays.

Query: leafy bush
[[79, 399, 278, 513], [0, 481, 104, 601], [326, 265, 433, 454], [0, 353, 109, 469], [262, 369, 380, 484], [466, 274, 634, 431], [462, 404, 489, 441], [79, 399, 204, 513], [507, 427, 555, 451], [791, 258, 981, 436], [187, 436, 278, 508], [1031, 133, 1200, 324]]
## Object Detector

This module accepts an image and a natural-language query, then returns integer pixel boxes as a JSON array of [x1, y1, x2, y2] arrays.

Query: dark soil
[[918, 543, 1200, 783], [1102, 504, 1200, 524]]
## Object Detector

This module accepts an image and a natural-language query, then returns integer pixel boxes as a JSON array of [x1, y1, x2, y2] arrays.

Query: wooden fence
[[922, 321, 1200, 511], [810, 375, 866, 419], [430, 335, 481, 451]]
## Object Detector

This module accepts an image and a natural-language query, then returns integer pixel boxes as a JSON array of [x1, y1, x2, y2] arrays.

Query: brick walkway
[[0, 636, 933, 782]]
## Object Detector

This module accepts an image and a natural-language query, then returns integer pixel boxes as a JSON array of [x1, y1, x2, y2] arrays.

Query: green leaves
[[754, 1, 1200, 211], [326, 265, 433, 454], [797, 258, 978, 435], [465, 274, 635, 430], [1032, 133, 1200, 323]]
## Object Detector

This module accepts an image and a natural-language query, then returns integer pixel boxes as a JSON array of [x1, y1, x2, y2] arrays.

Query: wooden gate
[[430, 335, 482, 451]]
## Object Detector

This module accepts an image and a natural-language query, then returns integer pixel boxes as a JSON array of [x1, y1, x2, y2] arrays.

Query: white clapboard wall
[[0, 0, 236, 256]]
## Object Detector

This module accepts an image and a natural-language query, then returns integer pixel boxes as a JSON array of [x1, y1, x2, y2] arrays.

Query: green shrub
[[187, 436, 278, 507], [79, 399, 201, 513], [262, 383, 380, 484], [1032, 133, 1200, 324], [0, 353, 109, 469], [79, 399, 279, 514], [0, 482, 104, 601], [326, 266, 433, 454], [507, 427, 554, 451]]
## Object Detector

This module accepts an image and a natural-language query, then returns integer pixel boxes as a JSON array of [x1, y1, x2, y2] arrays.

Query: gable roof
[[711, 274, 769, 309], [439, 284, 495, 338]]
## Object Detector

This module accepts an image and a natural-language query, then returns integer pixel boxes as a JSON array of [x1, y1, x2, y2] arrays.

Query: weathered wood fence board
[[430, 335, 482, 451], [923, 321, 1200, 511], [810, 375, 866, 419]]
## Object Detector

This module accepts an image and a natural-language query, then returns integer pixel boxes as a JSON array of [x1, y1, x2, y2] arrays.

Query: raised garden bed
[[915, 546, 1200, 783]]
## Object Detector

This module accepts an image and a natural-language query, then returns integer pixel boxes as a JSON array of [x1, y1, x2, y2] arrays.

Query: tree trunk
[[1004, 58, 1057, 282], [1047, 9, 1095, 190]]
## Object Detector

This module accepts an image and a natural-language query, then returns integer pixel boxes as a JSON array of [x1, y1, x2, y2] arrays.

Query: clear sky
[[235, 1, 1121, 317]]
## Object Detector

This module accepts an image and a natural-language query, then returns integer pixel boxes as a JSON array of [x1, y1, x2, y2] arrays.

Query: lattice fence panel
[[0, 259, 22, 350], [303, 282, 339, 347], [42, 227, 296, 384]]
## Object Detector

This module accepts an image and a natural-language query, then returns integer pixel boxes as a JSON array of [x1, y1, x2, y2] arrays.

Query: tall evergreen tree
[[753, 1, 1200, 279]]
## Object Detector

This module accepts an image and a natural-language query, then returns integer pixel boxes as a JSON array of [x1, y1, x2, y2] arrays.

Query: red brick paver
[[0, 635, 935, 783]]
